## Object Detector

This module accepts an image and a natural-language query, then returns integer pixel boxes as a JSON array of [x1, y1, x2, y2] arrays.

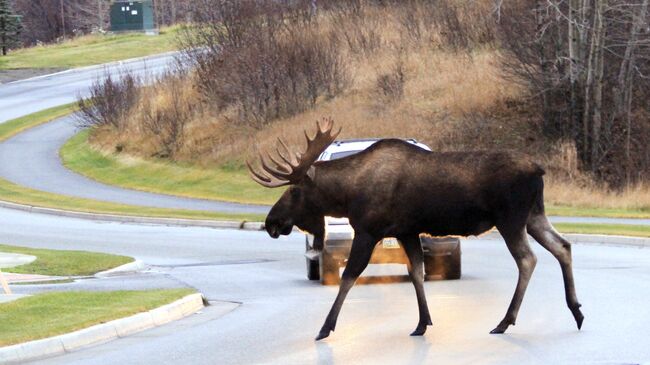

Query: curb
[[0, 293, 204, 364], [564, 233, 650, 247], [0, 199, 265, 231], [475, 230, 650, 247], [94, 260, 147, 278]]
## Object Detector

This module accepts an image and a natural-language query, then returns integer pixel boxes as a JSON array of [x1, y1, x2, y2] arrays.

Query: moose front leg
[[400, 235, 433, 336], [315, 231, 375, 341]]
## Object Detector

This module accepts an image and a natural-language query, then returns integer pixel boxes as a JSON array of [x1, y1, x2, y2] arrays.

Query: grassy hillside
[[0, 27, 179, 70]]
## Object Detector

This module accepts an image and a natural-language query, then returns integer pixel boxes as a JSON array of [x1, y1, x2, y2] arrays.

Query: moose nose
[[268, 226, 280, 239]]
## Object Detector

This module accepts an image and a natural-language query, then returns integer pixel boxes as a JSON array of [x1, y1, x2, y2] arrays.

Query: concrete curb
[[94, 260, 147, 278], [475, 230, 650, 247], [0, 199, 266, 231], [0, 293, 204, 364], [564, 233, 650, 247]]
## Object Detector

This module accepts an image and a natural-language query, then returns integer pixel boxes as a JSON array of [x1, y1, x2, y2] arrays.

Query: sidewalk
[[1, 272, 66, 284], [0, 252, 39, 300], [0, 252, 36, 270]]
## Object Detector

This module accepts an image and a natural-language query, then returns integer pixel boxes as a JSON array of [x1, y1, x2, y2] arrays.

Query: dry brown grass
[[545, 179, 650, 211], [541, 140, 650, 211], [92, 47, 523, 165], [84, 2, 649, 212]]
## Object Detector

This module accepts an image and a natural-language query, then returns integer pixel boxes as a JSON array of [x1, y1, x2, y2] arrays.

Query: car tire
[[305, 236, 320, 280], [424, 243, 461, 280], [307, 257, 320, 280], [319, 251, 340, 285]]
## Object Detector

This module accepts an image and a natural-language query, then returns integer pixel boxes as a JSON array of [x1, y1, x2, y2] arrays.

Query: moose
[[248, 118, 584, 341]]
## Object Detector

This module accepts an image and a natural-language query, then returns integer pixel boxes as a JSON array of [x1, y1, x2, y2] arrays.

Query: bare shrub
[[395, 0, 496, 51], [329, 2, 383, 56], [179, 0, 349, 127], [140, 76, 193, 159], [76, 71, 140, 130]]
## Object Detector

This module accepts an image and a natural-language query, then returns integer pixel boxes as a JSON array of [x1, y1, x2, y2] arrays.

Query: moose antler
[[247, 117, 341, 188]]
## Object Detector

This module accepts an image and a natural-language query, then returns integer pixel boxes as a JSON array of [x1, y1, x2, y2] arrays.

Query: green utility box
[[110, 1, 156, 33]]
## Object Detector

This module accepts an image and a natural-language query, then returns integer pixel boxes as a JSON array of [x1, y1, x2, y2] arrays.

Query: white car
[[304, 139, 462, 285]]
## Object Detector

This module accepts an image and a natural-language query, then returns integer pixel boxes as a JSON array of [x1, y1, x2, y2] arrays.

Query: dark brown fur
[[264, 139, 584, 340]]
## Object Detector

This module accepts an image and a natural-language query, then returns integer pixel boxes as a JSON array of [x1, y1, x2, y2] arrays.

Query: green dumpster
[[110, 1, 155, 33]]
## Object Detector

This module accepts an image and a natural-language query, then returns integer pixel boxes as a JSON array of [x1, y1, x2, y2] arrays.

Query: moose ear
[[306, 166, 316, 181]]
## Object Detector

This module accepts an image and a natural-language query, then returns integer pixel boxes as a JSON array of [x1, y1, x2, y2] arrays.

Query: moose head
[[248, 118, 341, 240]]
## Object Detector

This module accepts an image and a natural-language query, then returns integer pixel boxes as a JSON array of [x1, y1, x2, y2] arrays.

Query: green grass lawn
[[0, 244, 133, 277], [0, 176, 264, 221], [62, 130, 282, 206], [0, 27, 179, 70], [555, 223, 650, 238], [0, 289, 195, 346], [0, 103, 78, 142], [0, 105, 264, 222]]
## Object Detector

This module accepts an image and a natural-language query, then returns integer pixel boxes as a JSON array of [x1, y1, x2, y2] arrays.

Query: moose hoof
[[489, 327, 506, 334], [410, 324, 428, 336], [489, 320, 512, 334], [572, 306, 584, 330], [315, 329, 332, 341]]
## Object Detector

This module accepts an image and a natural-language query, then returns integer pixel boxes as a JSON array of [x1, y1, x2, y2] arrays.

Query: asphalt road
[[0, 53, 177, 124], [0, 114, 269, 215], [0, 206, 645, 365]]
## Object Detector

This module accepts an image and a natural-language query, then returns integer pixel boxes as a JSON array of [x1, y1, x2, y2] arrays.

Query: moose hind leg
[[401, 235, 433, 336], [527, 213, 584, 329], [491, 226, 537, 334], [315, 232, 375, 341]]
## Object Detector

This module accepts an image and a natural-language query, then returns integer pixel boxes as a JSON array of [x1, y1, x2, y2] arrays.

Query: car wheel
[[319, 251, 340, 285], [425, 243, 461, 280], [307, 257, 320, 280]]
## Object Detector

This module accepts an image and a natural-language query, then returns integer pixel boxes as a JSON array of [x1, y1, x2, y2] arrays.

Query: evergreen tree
[[0, 0, 22, 56]]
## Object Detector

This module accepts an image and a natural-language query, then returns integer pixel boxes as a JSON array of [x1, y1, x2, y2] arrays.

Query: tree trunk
[[98, 0, 103, 31], [590, 0, 605, 173], [1, 11, 5, 55], [536, 0, 552, 131], [618, 0, 649, 184], [569, 0, 581, 142], [582, 6, 597, 166]]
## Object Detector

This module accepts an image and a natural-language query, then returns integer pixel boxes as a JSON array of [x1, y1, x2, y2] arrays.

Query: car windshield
[[330, 150, 363, 160]]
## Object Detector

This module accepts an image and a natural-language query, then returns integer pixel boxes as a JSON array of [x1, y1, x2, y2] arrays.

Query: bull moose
[[248, 118, 584, 341]]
